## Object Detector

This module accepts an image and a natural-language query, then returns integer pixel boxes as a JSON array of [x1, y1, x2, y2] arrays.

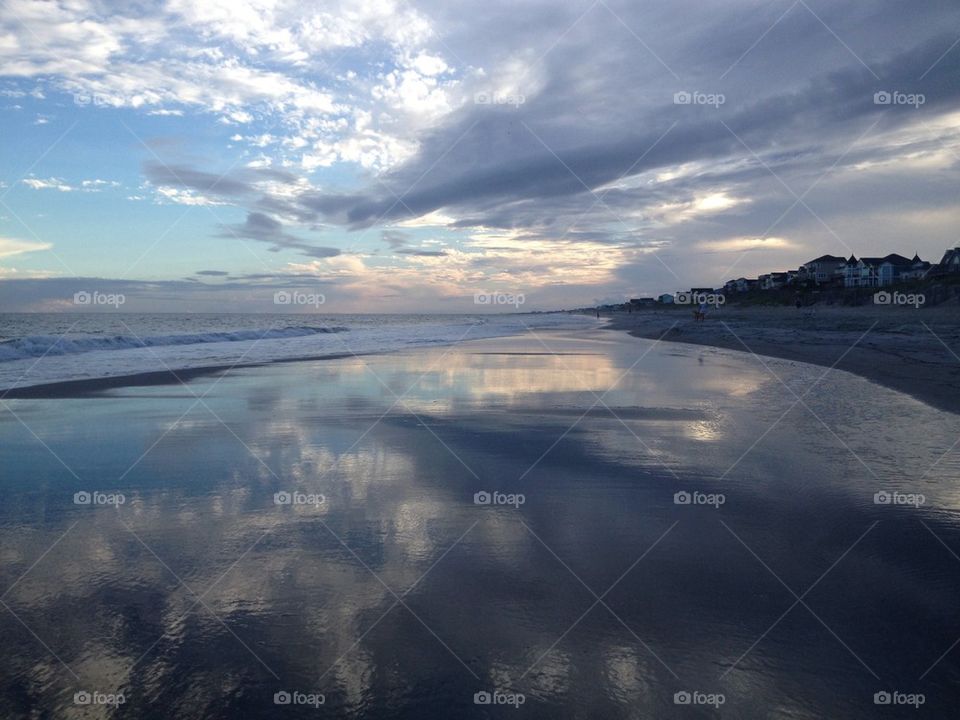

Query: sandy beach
[[3, 327, 960, 718], [605, 305, 960, 414]]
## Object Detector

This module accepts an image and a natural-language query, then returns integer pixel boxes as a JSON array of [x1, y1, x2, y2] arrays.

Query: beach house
[[759, 272, 789, 290], [800, 254, 847, 284], [895, 254, 932, 282], [928, 247, 960, 277], [843, 253, 913, 287]]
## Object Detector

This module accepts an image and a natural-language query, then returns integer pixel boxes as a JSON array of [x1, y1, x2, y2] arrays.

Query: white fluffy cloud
[[0, 0, 465, 173]]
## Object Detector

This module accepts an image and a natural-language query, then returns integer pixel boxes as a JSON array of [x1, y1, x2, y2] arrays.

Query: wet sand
[[605, 305, 960, 414], [2, 328, 959, 718]]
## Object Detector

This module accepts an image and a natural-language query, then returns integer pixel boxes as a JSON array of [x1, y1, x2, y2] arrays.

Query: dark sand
[[605, 305, 960, 414]]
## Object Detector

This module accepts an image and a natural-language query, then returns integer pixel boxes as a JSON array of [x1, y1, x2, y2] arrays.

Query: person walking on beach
[[695, 300, 707, 322]]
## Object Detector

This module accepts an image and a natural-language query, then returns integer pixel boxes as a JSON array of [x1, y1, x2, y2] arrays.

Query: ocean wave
[[0, 326, 348, 362]]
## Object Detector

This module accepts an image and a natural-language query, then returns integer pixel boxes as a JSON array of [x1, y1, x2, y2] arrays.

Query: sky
[[0, 0, 958, 312]]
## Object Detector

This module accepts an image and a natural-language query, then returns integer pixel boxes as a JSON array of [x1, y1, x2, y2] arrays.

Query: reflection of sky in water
[[1, 328, 959, 718]]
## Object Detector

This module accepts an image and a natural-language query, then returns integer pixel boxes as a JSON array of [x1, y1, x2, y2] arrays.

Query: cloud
[[2, 0, 960, 304], [21, 176, 120, 192], [22, 177, 73, 192], [396, 248, 447, 256], [218, 212, 341, 258], [0, 236, 52, 258]]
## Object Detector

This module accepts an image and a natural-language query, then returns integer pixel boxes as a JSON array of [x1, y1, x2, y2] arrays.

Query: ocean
[[0, 313, 597, 393]]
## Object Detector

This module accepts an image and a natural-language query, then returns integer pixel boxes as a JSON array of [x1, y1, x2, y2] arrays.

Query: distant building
[[844, 254, 912, 287], [722, 277, 755, 294], [658, 293, 674, 304], [759, 272, 789, 290], [928, 247, 960, 277], [899, 254, 932, 281], [630, 297, 656, 307], [800, 254, 847, 284]]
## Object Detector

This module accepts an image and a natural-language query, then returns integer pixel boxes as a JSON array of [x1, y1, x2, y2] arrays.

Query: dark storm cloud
[[380, 230, 409, 248], [0, 275, 347, 312], [309, 34, 960, 232], [127, 0, 960, 296], [142, 162, 300, 197], [395, 248, 448, 256], [218, 212, 341, 258]]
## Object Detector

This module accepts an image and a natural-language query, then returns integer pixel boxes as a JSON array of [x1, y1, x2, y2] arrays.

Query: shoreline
[[0, 351, 362, 399], [4, 308, 958, 413], [603, 305, 960, 414]]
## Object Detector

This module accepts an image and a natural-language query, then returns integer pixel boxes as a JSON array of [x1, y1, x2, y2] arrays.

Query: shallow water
[[1, 328, 958, 718]]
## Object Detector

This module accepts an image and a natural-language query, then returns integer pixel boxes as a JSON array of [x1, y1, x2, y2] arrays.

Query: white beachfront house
[[843, 254, 912, 288]]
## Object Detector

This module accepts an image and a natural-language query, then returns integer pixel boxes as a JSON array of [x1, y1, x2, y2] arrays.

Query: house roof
[[940, 248, 960, 264], [805, 254, 846, 264], [880, 253, 913, 266]]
